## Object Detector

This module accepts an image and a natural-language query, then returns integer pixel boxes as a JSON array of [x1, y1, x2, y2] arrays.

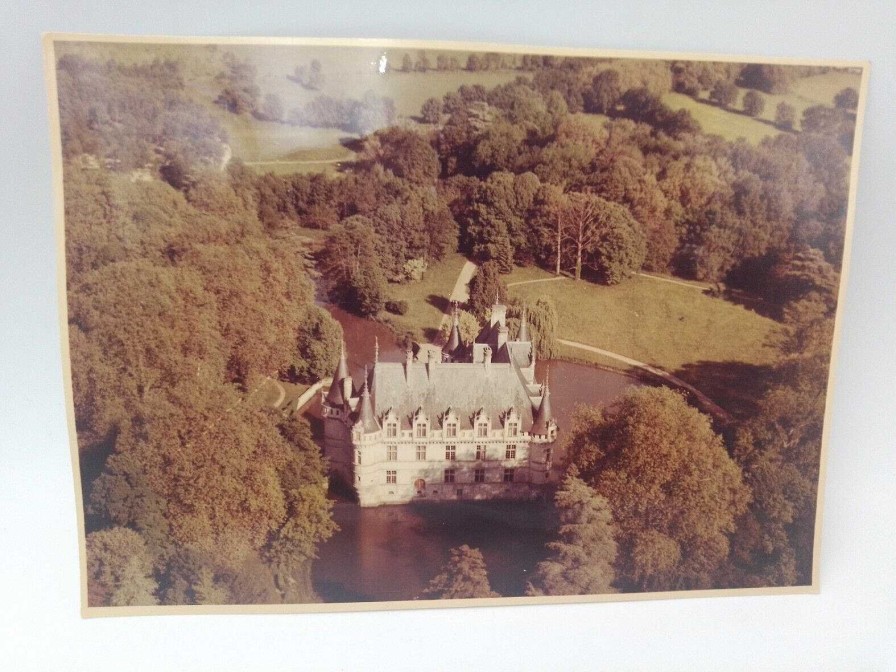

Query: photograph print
[[45, 36, 866, 614]]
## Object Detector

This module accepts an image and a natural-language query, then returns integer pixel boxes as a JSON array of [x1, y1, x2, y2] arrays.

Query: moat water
[[308, 305, 640, 602]]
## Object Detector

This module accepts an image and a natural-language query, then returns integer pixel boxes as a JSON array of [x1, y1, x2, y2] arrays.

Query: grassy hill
[[505, 266, 781, 373], [661, 70, 862, 143]]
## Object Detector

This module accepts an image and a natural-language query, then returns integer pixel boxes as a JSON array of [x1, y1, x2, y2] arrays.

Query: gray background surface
[[1, 1, 893, 669]]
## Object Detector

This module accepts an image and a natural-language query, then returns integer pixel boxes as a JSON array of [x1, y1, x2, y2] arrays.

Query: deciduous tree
[[742, 90, 766, 117], [86, 527, 158, 606], [566, 388, 750, 591]]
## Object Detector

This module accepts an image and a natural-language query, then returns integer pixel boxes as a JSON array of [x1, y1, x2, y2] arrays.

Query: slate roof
[[371, 360, 538, 430]]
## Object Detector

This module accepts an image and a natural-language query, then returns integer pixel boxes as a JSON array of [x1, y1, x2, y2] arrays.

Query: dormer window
[[507, 421, 518, 437], [445, 422, 457, 438], [477, 422, 488, 438], [383, 409, 399, 438], [412, 408, 428, 438]]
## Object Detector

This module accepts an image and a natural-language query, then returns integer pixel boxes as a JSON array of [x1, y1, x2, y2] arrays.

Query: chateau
[[321, 300, 558, 507]]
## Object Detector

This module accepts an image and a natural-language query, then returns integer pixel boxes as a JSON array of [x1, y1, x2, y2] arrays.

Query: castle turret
[[443, 308, 461, 360], [326, 342, 350, 406], [531, 379, 554, 436], [518, 308, 530, 342], [355, 370, 379, 433]]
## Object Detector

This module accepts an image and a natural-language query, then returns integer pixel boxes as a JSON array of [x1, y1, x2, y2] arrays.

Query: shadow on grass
[[422, 327, 442, 343], [721, 288, 780, 320], [425, 293, 452, 314], [674, 360, 777, 422]]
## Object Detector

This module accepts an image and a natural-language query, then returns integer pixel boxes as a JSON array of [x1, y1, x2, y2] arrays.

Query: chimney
[[426, 348, 437, 378], [497, 324, 508, 350], [490, 302, 507, 328]]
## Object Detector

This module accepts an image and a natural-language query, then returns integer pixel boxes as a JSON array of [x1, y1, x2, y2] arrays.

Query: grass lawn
[[381, 252, 470, 342], [662, 70, 862, 144], [505, 265, 782, 375], [663, 92, 779, 143]]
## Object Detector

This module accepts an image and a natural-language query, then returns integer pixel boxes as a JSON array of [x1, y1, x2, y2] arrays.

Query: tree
[[415, 51, 431, 72], [527, 475, 617, 596], [421, 96, 443, 124], [293, 59, 324, 90], [726, 308, 834, 588], [560, 193, 646, 284], [738, 64, 792, 94], [588, 69, 622, 114], [801, 104, 842, 135], [86, 527, 158, 606], [508, 297, 559, 359], [369, 127, 440, 184], [467, 261, 508, 322], [437, 308, 481, 347], [742, 90, 766, 117], [319, 216, 388, 317], [833, 87, 858, 111], [421, 545, 500, 599], [291, 305, 343, 383], [775, 101, 797, 130], [709, 80, 739, 109], [566, 388, 750, 591], [466, 53, 484, 72], [259, 93, 283, 122], [214, 54, 260, 115]]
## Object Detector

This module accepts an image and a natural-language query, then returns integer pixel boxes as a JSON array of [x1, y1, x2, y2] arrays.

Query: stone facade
[[322, 301, 558, 507]]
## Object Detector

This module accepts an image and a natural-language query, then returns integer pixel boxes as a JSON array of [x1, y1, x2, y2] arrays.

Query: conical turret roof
[[355, 375, 379, 433], [443, 309, 461, 354], [531, 379, 554, 435], [518, 308, 530, 342], [326, 342, 350, 406]]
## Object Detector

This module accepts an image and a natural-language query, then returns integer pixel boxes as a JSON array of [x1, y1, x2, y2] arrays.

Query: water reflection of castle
[[322, 300, 558, 507]]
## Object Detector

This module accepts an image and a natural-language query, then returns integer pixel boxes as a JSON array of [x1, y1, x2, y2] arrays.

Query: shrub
[[386, 300, 409, 315]]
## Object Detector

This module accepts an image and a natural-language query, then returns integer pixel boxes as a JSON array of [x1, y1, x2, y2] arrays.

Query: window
[[415, 423, 427, 438], [416, 445, 426, 461], [545, 448, 553, 465], [386, 422, 397, 438], [356, 450, 361, 465], [445, 445, 456, 461], [508, 422, 518, 437], [474, 468, 486, 483], [387, 445, 397, 461], [444, 469, 456, 483], [476, 445, 487, 461], [445, 423, 457, 438], [503, 468, 515, 482], [477, 422, 488, 438], [386, 470, 397, 484], [505, 444, 516, 459]]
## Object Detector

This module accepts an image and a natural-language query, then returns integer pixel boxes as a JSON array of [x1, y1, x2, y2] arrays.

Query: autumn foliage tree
[[566, 388, 750, 591], [560, 193, 646, 283]]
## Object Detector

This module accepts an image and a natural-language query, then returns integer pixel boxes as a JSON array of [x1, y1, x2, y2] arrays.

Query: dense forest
[[57, 46, 858, 603]]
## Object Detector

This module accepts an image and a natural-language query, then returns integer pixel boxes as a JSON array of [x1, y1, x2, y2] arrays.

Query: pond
[[307, 305, 640, 603]]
